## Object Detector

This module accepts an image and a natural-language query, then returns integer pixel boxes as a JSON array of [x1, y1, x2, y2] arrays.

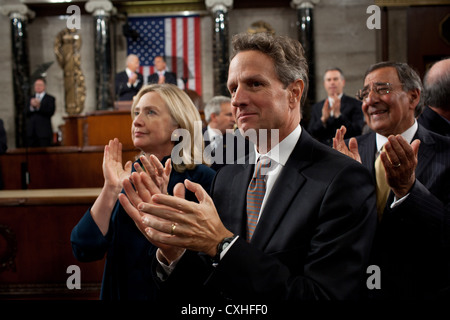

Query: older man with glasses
[[333, 61, 450, 300]]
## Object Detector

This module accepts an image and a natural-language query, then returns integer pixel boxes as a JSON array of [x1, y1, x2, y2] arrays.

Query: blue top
[[70, 160, 216, 300]]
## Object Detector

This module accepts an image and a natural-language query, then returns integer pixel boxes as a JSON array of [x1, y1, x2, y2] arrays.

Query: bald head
[[423, 58, 450, 112]]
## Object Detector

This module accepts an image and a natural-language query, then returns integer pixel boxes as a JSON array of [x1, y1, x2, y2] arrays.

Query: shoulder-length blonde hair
[[131, 83, 205, 172]]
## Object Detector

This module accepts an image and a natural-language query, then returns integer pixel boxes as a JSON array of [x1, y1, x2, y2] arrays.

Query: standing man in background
[[203, 95, 236, 171], [26, 77, 56, 147], [147, 55, 177, 86], [115, 54, 144, 101], [308, 67, 365, 146]]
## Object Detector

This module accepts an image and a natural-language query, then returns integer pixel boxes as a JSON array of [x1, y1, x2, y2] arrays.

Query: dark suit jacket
[[418, 105, 450, 137], [355, 125, 450, 299], [153, 129, 377, 300], [25, 93, 55, 147], [115, 71, 144, 101], [147, 71, 177, 86], [308, 94, 364, 146]]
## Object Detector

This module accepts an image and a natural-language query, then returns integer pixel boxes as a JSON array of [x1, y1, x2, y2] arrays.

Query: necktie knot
[[254, 157, 271, 179]]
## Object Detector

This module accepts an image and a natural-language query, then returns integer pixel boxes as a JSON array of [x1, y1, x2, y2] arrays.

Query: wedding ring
[[170, 223, 176, 236], [393, 163, 401, 168]]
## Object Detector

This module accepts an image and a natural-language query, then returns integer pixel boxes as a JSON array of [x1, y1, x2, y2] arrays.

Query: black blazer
[[25, 93, 55, 147], [418, 105, 450, 137], [147, 71, 177, 86], [355, 125, 450, 299], [153, 129, 377, 300], [115, 71, 144, 101], [307, 94, 364, 146]]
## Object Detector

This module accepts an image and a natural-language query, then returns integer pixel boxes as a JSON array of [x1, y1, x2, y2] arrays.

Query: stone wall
[[0, 1, 406, 149]]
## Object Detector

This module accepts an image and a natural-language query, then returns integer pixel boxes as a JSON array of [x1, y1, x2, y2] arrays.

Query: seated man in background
[[147, 55, 177, 86], [115, 54, 144, 101]]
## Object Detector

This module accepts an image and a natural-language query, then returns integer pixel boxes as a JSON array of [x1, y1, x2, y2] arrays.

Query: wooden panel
[[61, 109, 134, 148], [0, 188, 105, 299], [84, 110, 133, 148], [0, 146, 139, 190], [407, 6, 450, 77]]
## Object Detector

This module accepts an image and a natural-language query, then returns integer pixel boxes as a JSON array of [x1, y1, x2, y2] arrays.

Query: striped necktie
[[375, 145, 390, 220], [246, 157, 271, 241]]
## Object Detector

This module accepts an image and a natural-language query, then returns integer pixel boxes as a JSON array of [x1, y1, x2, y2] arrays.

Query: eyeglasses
[[356, 82, 402, 101]]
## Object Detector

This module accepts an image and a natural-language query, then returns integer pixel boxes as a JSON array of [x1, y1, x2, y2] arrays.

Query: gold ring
[[170, 223, 176, 236], [393, 163, 401, 168]]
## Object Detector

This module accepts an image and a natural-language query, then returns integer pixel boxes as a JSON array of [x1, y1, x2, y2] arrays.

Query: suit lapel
[[414, 125, 435, 177], [226, 162, 254, 237], [250, 131, 311, 251], [358, 132, 377, 173]]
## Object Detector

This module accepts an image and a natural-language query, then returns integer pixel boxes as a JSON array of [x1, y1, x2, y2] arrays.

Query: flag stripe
[[194, 17, 202, 93]]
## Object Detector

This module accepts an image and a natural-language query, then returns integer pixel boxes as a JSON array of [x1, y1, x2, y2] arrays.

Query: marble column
[[85, 0, 115, 110], [0, 4, 35, 148], [205, 0, 233, 97], [291, 0, 319, 119]]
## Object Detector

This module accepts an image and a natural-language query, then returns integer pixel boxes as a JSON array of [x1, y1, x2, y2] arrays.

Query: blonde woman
[[71, 84, 215, 300]]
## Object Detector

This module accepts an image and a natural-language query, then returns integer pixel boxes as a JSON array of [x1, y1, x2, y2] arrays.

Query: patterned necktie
[[246, 157, 271, 241], [375, 146, 390, 220]]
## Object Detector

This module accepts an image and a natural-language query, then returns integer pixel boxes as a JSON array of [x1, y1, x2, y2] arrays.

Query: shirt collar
[[328, 93, 344, 106], [125, 68, 134, 77], [254, 124, 302, 167], [206, 125, 222, 140], [376, 120, 418, 152]]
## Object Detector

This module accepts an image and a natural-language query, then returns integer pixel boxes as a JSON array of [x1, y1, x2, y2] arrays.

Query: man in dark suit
[[308, 68, 365, 146], [147, 55, 177, 86], [418, 58, 450, 137], [121, 32, 377, 300], [203, 95, 236, 171], [25, 77, 55, 147], [334, 61, 450, 299], [115, 54, 144, 101]]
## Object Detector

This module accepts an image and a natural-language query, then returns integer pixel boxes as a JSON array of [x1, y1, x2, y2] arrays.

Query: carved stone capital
[[85, 0, 115, 16], [290, 0, 320, 10], [205, 0, 233, 13], [0, 4, 35, 20]]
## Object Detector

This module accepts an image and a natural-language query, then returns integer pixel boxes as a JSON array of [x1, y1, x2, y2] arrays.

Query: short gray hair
[[204, 95, 231, 123], [364, 61, 424, 117]]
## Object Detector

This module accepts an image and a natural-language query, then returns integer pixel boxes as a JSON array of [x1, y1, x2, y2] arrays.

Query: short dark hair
[[324, 67, 344, 80], [34, 77, 46, 84], [364, 61, 423, 117], [230, 32, 309, 107]]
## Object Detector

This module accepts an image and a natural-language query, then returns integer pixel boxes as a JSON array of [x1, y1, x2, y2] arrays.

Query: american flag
[[126, 15, 202, 95]]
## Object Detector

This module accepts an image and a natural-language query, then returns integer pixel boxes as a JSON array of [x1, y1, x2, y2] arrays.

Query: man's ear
[[408, 88, 421, 109], [289, 79, 304, 108]]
